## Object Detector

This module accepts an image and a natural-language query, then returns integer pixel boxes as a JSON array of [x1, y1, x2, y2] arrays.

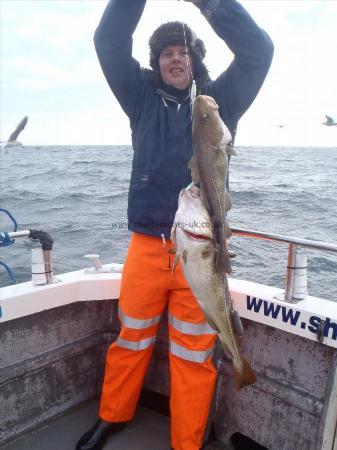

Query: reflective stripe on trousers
[[115, 309, 216, 359], [169, 340, 214, 363], [118, 306, 161, 329], [168, 312, 216, 362], [168, 312, 217, 336], [115, 306, 160, 351], [116, 335, 156, 351]]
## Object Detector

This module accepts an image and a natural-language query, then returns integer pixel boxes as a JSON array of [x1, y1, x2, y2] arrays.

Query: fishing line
[[181, 22, 196, 119]]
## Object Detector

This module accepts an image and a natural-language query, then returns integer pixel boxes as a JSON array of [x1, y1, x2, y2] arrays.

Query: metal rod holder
[[285, 244, 297, 301], [31, 243, 54, 286], [285, 244, 308, 302]]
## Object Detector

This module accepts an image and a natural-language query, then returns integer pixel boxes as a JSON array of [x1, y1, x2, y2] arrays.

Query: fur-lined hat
[[149, 21, 210, 89]]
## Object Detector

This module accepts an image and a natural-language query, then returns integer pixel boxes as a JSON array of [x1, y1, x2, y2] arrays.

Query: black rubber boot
[[75, 419, 126, 450]]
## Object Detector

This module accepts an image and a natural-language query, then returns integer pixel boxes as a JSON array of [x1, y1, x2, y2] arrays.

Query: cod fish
[[189, 95, 233, 274], [171, 185, 256, 389]]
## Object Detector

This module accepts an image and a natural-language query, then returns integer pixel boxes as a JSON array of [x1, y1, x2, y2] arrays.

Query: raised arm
[[94, 0, 147, 119], [191, 0, 274, 134]]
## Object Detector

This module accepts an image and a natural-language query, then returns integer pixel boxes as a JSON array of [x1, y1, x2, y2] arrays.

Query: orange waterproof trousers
[[99, 233, 217, 450]]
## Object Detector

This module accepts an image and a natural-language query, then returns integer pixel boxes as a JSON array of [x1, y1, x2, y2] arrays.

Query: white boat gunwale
[[1, 263, 336, 349]]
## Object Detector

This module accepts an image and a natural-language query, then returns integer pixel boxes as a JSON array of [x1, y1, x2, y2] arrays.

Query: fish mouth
[[183, 229, 210, 241]]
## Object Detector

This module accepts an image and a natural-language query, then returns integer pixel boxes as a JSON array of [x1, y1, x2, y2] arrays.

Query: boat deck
[[1, 399, 170, 450], [0, 399, 224, 450]]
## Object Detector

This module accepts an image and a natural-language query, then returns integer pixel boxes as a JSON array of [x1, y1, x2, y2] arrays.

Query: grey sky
[[1, 0, 336, 146]]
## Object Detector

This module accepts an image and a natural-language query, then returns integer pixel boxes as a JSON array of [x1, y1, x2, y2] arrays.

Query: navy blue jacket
[[94, 0, 273, 238]]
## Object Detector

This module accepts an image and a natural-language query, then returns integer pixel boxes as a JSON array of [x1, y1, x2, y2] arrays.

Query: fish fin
[[224, 190, 232, 212], [234, 358, 257, 390], [219, 142, 227, 156], [188, 154, 200, 184], [215, 249, 232, 274], [225, 252, 232, 274], [202, 312, 220, 333], [172, 252, 180, 273], [171, 225, 176, 247], [224, 221, 232, 240], [201, 242, 216, 259], [227, 144, 236, 156], [201, 249, 213, 259], [232, 309, 243, 337]]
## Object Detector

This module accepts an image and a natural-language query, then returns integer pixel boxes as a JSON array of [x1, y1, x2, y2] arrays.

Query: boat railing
[[4, 230, 54, 285], [231, 227, 337, 302], [4, 229, 337, 302]]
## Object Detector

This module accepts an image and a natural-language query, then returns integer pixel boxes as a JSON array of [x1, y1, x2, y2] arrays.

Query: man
[[76, 0, 273, 449]]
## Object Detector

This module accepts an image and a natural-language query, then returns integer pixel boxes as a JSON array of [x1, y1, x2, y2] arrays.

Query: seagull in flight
[[322, 115, 337, 127]]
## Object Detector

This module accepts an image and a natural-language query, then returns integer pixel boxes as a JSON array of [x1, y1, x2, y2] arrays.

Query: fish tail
[[233, 357, 257, 390]]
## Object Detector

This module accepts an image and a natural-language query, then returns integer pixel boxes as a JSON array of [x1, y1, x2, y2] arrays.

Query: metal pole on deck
[[285, 243, 297, 301]]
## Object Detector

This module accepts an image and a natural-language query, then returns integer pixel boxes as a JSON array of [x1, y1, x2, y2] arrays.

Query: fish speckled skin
[[189, 95, 233, 274], [171, 184, 256, 389]]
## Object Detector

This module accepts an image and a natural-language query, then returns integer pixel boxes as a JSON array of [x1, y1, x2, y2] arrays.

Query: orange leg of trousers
[[168, 287, 217, 450], [99, 233, 217, 450]]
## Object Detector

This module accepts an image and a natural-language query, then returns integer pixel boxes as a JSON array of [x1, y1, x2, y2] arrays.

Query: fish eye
[[202, 113, 209, 121]]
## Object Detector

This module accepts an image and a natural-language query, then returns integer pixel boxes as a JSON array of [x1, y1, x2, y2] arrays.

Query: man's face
[[159, 45, 193, 90]]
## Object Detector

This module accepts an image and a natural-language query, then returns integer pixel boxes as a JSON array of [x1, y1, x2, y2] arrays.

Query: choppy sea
[[1, 145, 336, 301]]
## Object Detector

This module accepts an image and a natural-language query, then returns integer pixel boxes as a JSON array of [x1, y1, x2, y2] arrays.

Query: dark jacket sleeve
[[93, 0, 147, 120], [200, 0, 274, 134]]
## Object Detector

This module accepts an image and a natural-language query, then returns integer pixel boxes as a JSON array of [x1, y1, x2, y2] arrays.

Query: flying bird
[[322, 115, 337, 127]]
